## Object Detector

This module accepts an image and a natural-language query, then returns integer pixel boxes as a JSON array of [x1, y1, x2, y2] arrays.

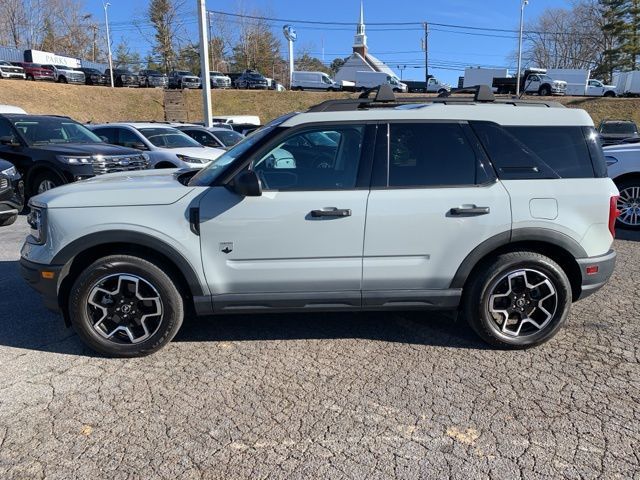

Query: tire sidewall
[[69, 256, 184, 357], [468, 254, 572, 348]]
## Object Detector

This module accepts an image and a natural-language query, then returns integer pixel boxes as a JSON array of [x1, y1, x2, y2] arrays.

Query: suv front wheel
[[69, 255, 184, 357], [462, 251, 572, 349]]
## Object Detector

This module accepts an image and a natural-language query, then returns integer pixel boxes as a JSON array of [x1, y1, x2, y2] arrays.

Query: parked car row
[[0, 108, 244, 199]]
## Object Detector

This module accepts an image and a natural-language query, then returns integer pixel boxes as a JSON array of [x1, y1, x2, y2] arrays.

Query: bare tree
[[522, 1, 605, 70], [0, 0, 26, 48]]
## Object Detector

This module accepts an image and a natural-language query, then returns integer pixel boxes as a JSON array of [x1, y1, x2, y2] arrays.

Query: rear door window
[[385, 123, 479, 187], [471, 122, 600, 179]]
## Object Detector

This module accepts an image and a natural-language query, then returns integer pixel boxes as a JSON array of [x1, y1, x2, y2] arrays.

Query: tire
[[155, 162, 177, 169], [30, 170, 64, 196], [58, 76, 68, 84], [438, 88, 447, 94], [462, 251, 572, 349], [26, 74, 34, 81], [538, 85, 551, 96], [603, 91, 616, 98], [615, 177, 640, 229], [69, 255, 184, 357], [0, 214, 17, 226]]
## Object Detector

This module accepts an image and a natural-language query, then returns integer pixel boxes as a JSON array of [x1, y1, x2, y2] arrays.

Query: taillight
[[609, 195, 620, 238]]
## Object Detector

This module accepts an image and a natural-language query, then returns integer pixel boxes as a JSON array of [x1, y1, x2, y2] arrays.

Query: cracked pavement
[[0, 217, 639, 479]]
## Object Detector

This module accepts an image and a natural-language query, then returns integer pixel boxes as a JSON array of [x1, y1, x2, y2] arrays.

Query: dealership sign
[[283, 25, 297, 43], [24, 49, 81, 68]]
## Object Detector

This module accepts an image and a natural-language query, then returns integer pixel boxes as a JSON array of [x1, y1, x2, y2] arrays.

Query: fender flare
[[450, 228, 587, 289], [51, 230, 206, 296]]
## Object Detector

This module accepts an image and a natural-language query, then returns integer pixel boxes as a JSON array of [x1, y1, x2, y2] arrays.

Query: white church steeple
[[353, 1, 368, 56]]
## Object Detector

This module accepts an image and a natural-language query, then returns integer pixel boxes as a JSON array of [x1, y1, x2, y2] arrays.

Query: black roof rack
[[307, 84, 565, 113]]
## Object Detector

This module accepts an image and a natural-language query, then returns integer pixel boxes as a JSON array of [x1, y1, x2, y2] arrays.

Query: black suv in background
[[138, 69, 168, 88], [598, 120, 640, 146], [234, 70, 269, 89], [78, 68, 108, 86], [104, 69, 139, 88], [0, 114, 149, 196], [0, 159, 23, 226]]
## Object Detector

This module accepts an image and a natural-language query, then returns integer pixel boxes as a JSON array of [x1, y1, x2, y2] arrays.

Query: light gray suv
[[20, 87, 619, 357]]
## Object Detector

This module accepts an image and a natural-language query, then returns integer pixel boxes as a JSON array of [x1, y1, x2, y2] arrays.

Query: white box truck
[[547, 69, 617, 97], [291, 71, 341, 91], [614, 71, 640, 96], [355, 71, 407, 93], [463, 67, 508, 89]]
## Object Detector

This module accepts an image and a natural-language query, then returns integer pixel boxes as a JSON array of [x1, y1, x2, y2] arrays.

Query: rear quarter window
[[471, 122, 602, 179]]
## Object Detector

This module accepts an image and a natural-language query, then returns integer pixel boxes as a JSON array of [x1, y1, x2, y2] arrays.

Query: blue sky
[[85, 0, 570, 84]]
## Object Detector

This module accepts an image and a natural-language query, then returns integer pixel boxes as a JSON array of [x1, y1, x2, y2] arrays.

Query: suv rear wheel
[[462, 251, 571, 349], [69, 255, 184, 357]]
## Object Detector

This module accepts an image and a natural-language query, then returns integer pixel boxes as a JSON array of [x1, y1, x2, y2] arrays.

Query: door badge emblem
[[220, 242, 234, 254]]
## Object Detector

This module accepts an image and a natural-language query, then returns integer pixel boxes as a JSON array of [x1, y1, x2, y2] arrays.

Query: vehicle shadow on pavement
[[175, 310, 487, 350], [0, 259, 487, 356], [615, 229, 640, 242], [0, 261, 89, 356]]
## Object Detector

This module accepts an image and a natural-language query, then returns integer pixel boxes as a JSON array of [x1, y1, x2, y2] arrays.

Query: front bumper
[[182, 81, 200, 89], [1, 72, 25, 79], [576, 249, 616, 300], [20, 257, 64, 312], [0, 177, 24, 217]]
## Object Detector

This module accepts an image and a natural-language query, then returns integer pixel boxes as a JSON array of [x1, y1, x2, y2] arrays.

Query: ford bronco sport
[[20, 86, 619, 357]]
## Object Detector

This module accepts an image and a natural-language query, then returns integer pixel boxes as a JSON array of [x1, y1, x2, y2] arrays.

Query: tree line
[[524, 0, 640, 81]]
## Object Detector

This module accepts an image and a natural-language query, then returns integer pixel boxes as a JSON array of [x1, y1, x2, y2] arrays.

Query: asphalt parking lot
[[0, 217, 638, 480]]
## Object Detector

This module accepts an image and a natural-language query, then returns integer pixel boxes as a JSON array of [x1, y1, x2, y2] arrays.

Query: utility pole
[[516, 0, 529, 97], [198, 0, 213, 127], [207, 12, 213, 70], [423, 22, 429, 81], [103, 2, 114, 88], [90, 24, 98, 62]]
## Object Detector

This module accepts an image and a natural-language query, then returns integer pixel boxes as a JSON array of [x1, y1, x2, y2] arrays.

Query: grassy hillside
[[0, 81, 165, 123], [1, 79, 640, 128]]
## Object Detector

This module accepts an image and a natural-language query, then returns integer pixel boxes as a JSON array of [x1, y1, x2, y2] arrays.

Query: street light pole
[[197, 0, 213, 127], [515, 0, 529, 97], [103, 1, 114, 88]]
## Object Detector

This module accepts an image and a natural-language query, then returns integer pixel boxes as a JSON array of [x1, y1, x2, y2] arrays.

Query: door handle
[[310, 207, 352, 218], [449, 205, 490, 216]]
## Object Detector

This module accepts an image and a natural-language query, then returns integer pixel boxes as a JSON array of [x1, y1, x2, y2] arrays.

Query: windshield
[[600, 122, 638, 134], [538, 74, 553, 82], [138, 127, 201, 148], [213, 130, 244, 147], [176, 71, 191, 76], [12, 117, 103, 145]]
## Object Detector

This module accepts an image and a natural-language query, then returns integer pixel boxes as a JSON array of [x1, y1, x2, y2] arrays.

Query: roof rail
[[307, 84, 564, 113], [438, 85, 495, 102]]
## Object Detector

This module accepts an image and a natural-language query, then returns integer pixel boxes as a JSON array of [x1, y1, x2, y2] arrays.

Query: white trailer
[[547, 69, 617, 97], [615, 71, 640, 96], [463, 67, 508, 89]]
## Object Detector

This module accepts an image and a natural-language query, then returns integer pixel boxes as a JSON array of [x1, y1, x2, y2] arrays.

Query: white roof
[[281, 103, 594, 128], [91, 122, 180, 130]]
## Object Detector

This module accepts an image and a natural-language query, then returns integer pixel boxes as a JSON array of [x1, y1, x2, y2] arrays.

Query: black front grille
[[92, 155, 149, 175]]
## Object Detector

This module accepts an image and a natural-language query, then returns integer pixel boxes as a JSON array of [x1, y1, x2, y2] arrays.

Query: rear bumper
[[20, 257, 64, 312], [576, 249, 616, 300]]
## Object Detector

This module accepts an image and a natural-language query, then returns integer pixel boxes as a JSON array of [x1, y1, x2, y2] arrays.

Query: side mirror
[[130, 142, 148, 151], [0, 135, 19, 147], [233, 170, 262, 197]]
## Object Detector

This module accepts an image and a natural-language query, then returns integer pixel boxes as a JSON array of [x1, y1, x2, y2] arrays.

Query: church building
[[334, 2, 400, 83]]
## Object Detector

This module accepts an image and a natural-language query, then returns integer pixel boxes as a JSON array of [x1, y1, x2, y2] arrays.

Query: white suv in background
[[88, 123, 225, 169], [21, 86, 618, 357]]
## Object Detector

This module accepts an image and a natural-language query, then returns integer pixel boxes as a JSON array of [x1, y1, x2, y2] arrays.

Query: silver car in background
[[88, 122, 225, 169]]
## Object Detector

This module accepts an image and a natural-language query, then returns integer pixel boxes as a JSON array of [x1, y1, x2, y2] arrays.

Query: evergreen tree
[[600, 0, 629, 77]]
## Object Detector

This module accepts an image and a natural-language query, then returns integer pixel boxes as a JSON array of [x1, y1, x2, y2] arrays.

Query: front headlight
[[1, 166, 17, 177], [57, 155, 92, 165], [176, 154, 209, 165], [27, 204, 46, 244]]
